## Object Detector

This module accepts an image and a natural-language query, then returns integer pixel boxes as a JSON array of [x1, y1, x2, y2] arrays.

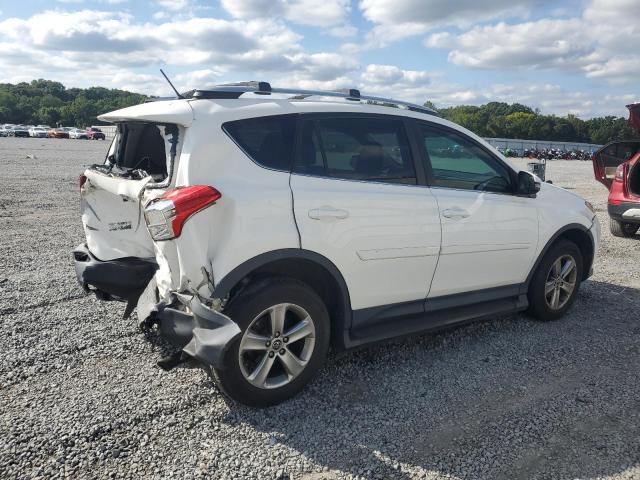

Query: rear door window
[[223, 114, 297, 171], [295, 116, 416, 184]]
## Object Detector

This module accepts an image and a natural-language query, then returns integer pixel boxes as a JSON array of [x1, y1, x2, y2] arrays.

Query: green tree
[[436, 100, 639, 144], [0, 80, 145, 127]]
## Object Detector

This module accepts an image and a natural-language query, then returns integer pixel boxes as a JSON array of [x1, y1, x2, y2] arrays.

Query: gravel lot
[[1, 137, 639, 480]]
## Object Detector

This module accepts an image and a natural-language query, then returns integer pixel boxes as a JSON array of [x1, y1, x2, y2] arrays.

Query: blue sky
[[0, 0, 637, 117]]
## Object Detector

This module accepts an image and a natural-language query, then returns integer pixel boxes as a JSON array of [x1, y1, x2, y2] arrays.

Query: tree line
[[0, 79, 636, 144], [0, 79, 145, 128], [427, 101, 639, 145]]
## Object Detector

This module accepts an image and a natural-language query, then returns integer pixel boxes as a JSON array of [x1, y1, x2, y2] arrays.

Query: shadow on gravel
[[219, 279, 640, 479]]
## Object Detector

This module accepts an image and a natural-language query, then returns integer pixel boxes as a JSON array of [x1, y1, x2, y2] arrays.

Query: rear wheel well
[[225, 258, 349, 348], [554, 228, 594, 281]]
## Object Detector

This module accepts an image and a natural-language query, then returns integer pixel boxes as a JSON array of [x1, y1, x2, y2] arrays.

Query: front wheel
[[609, 218, 638, 237], [528, 239, 583, 321], [211, 278, 330, 407]]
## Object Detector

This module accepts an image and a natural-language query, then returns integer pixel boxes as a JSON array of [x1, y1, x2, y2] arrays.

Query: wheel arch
[[213, 249, 352, 349], [526, 223, 595, 287]]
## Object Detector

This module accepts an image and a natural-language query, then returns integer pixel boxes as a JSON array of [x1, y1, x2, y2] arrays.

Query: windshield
[[101, 122, 179, 183]]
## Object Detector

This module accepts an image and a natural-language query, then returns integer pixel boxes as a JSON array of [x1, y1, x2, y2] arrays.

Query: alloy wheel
[[544, 254, 577, 310], [238, 303, 316, 389]]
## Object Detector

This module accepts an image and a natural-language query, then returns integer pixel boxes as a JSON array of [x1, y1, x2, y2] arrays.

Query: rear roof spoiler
[[98, 99, 194, 126]]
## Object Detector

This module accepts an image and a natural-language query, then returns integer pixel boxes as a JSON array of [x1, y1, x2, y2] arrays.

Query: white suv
[[73, 82, 600, 406]]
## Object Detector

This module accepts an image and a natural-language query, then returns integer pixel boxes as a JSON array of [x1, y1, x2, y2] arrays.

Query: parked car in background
[[48, 128, 70, 139], [10, 125, 30, 137], [29, 127, 48, 138], [69, 128, 89, 139], [592, 103, 640, 237], [0, 126, 10, 137], [73, 82, 600, 406], [86, 127, 106, 140]]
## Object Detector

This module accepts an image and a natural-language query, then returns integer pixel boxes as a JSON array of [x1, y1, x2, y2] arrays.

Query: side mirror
[[517, 171, 541, 197]]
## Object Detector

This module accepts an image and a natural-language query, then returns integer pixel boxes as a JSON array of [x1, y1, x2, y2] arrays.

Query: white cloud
[[361, 64, 432, 86], [425, 0, 640, 84], [356, 65, 635, 118], [221, 0, 352, 29], [426, 19, 589, 69], [359, 0, 542, 47], [58, 0, 128, 3], [0, 9, 360, 96], [154, 0, 189, 10], [0, 10, 307, 74], [360, 0, 538, 26], [0, 2, 636, 117]]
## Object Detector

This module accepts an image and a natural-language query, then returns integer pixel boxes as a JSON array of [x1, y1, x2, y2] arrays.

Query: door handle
[[308, 207, 349, 220], [442, 208, 470, 219]]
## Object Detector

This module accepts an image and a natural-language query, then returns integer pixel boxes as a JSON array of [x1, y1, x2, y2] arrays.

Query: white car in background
[[72, 82, 601, 406], [69, 128, 89, 139], [29, 127, 48, 138]]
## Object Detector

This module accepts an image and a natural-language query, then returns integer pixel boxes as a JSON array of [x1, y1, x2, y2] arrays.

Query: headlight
[[585, 200, 596, 214]]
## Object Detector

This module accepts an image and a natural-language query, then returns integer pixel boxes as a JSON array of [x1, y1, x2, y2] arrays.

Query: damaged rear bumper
[[149, 294, 241, 369], [72, 244, 240, 369], [72, 243, 158, 302]]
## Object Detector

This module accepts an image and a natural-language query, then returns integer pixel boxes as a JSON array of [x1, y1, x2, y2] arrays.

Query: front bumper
[[72, 244, 240, 369], [608, 202, 640, 224]]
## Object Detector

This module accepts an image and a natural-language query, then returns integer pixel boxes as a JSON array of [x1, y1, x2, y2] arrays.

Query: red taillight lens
[[79, 174, 87, 190], [614, 163, 626, 182], [144, 185, 221, 241]]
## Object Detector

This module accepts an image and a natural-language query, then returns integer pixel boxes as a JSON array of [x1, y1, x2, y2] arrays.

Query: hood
[[98, 99, 194, 126], [627, 103, 640, 134]]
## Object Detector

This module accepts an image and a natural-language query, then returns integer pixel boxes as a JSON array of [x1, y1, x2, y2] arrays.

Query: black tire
[[528, 239, 583, 321], [211, 277, 330, 407], [609, 218, 638, 237]]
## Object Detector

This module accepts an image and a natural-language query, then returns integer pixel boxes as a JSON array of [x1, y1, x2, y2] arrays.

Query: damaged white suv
[[73, 82, 600, 406]]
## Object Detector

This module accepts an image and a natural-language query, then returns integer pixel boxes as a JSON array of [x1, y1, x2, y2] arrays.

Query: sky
[[0, 0, 637, 118]]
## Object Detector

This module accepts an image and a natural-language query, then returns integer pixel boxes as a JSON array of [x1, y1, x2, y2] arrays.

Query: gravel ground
[[1, 137, 639, 480]]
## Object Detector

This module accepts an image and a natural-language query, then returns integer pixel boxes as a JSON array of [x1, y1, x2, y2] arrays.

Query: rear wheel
[[609, 218, 638, 237], [211, 277, 330, 407], [528, 239, 583, 321]]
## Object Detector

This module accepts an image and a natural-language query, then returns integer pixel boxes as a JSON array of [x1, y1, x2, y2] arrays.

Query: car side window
[[295, 116, 416, 184], [223, 114, 297, 171], [418, 123, 512, 193]]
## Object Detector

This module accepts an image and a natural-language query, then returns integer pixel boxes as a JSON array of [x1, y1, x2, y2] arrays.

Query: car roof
[[182, 82, 438, 117], [100, 83, 437, 126]]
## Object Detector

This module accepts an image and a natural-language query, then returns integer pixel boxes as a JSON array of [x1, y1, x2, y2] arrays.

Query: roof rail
[[185, 81, 438, 116]]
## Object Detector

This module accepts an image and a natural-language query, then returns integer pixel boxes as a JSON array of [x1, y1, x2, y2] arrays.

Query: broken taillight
[[615, 163, 626, 183], [144, 185, 221, 241]]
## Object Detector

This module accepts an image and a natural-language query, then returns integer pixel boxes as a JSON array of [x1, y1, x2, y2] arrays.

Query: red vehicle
[[592, 103, 640, 237], [85, 127, 106, 140], [47, 128, 69, 139]]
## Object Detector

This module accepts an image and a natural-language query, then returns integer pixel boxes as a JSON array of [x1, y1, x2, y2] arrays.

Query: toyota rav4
[[73, 82, 600, 406]]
